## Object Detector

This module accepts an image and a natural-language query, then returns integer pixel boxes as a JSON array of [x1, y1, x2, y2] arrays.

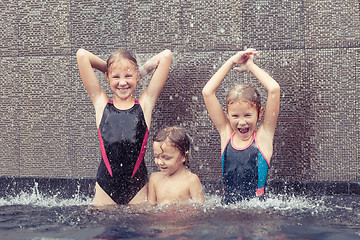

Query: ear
[[182, 151, 189, 163], [258, 107, 264, 119]]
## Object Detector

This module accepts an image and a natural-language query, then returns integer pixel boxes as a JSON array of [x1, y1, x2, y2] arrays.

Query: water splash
[[0, 182, 343, 216], [0, 182, 92, 207], [203, 193, 328, 213]]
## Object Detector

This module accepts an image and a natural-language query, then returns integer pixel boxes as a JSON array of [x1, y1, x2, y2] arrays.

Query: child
[[202, 49, 280, 204], [76, 48, 172, 205], [147, 126, 205, 205]]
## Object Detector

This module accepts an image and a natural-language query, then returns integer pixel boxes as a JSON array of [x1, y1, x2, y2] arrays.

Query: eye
[[245, 113, 252, 117], [162, 156, 172, 161], [125, 74, 133, 78]]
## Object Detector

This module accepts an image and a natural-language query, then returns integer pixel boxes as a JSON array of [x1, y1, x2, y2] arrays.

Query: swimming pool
[[0, 181, 359, 240]]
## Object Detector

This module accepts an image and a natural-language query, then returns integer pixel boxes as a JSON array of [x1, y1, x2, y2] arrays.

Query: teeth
[[238, 128, 249, 133]]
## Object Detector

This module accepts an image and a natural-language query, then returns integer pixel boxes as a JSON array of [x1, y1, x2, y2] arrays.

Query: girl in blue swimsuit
[[202, 49, 280, 204], [77, 48, 172, 205]]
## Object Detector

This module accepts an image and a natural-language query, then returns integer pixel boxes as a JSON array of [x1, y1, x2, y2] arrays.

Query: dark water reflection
[[0, 193, 359, 239]]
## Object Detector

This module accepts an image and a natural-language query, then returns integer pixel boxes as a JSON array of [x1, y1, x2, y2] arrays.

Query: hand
[[231, 48, 258, 72], [139, 59, 159, 79], [138, 66, 148, 79]]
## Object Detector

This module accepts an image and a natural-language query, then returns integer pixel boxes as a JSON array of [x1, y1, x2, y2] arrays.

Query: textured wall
[[0, 0, 359, 183]]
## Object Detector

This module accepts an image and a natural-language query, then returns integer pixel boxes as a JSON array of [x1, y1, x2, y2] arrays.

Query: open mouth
[[238, 127, 249, 134], [158, 166, 167, 171]]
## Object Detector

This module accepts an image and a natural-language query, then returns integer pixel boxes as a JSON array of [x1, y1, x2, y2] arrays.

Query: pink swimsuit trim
[[98, 128, 113, 177]]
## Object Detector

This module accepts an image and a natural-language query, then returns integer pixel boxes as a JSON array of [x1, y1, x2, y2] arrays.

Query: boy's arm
[[139, 50, 173, 114], [147, 174, 157, 204], [189, 175, 205, 204]]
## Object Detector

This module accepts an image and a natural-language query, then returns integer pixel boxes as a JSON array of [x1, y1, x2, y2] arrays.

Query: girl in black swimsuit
[[77, 48, 173, 205]]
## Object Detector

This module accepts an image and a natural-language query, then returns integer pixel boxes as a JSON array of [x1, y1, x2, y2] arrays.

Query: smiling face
[[106, 59, 139, 101], [227, 100, 261, 142], [153, 141, 186, 176]]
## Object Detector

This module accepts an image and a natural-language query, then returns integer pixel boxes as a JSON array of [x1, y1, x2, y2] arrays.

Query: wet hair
[[226, 84, 261, 116], [153, 126, 191, 167], [106, 49, 138, 74]]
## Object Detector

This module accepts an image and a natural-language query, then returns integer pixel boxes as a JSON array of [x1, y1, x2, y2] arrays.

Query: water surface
[[0, 186, 359, 239]]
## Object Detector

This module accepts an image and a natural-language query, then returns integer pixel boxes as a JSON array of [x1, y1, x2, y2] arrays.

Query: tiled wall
[[0, 0, 359, 183]]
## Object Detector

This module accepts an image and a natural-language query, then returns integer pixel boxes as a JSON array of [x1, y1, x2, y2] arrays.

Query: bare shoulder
[[150, 172, 163, 179], [186, 170, 204, 203], [186, 171, 202, 184], [149, 172, 164, 183]]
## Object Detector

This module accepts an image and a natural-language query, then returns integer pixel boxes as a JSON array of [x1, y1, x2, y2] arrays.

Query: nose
[[237, 118, 246, 126], [118, 80, 127, 87], [156, 158, 164, 166]]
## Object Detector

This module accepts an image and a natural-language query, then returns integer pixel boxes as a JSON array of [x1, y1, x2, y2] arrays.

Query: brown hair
[[226, 84, 261, 115], [106, 49, 138, 73], [153, 126, 191, 167]]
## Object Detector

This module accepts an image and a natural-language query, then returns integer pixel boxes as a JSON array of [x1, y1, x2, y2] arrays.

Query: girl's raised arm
[[202, 58, 233, 137], [139, 49, 173, 124], [232, 51, 279, 136], [236, 53, 279, 161], [76, 49, 108, 106], [249, 64, 280, 135], [248, 63, 280, 153], [202, 49, 259, 140]]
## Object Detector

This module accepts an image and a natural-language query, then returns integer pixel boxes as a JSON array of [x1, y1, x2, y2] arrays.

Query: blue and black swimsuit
[[221, 131, 269, 204], [96, 100, 148, 204]]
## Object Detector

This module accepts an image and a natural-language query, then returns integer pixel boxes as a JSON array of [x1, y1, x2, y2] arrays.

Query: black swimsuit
[[221, 132, 269, 204], [96, 100, 148, 204]]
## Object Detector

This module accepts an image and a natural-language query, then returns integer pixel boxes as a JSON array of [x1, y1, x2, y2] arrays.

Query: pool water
[[0, 186, 359, 240]]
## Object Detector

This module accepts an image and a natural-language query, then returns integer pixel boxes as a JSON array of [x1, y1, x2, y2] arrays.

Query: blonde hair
[[226, 84, 261, 115], [106, 49, 138, 73]]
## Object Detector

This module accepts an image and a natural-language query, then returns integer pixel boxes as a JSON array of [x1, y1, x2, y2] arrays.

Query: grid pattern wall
[[0, 0, 359, 183]]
